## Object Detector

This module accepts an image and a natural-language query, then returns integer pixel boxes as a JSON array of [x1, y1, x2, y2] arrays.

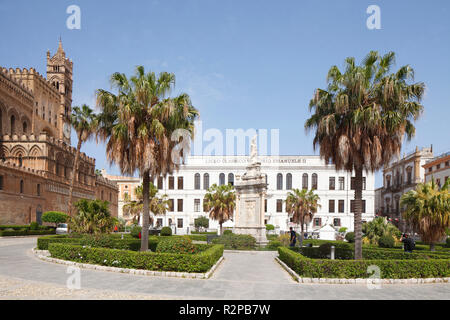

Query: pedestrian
[[400, 233, 415, 253], [114, 225, 118, 233], [289, 227, 297, 247], [138, 231, 141, 239]]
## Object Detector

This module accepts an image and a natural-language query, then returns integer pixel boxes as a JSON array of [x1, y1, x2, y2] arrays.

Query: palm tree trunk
[[219, 222, 223, 236], [68, 136, 82, 216], [299, 216, 304, 248], [354, 167, 363, 260], [140, 171, 150, 251]]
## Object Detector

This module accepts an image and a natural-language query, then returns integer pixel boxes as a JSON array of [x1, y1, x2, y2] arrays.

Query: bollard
[[331, 245, 335, 260]]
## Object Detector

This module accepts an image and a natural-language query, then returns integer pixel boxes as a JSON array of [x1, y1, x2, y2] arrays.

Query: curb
[[33, 249, 224, 280], [274, 257, 450, 285]]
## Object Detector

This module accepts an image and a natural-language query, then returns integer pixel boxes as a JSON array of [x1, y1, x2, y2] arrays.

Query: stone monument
[[233, 135, 268, 246]]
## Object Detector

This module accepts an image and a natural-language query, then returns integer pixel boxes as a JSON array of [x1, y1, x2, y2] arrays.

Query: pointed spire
[[57, 36, 64, 54]]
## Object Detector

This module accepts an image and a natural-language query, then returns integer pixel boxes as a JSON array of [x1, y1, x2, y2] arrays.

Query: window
[[339, 177, 345, 190], [329, 177, 335, 190], [446, 161, 449, 167], [10, 115, 15, 135], [228, 173, 234, 186], [157, 218, 163, 228], [177, 177, 184, 190], [276, 199, 283, 212], [20, 180, 24, 194], [157, 176, 163, 189], [302, 173, 308, 190], [333, 218, 341, 227], [203, 173, 210, 190], [194, 199, 200, 212], [286, 173, 292, 190], [312, 173, 318, 190], [177, 199, 183, 212], [109, 192, 112, 202], [177, 218, 183, 228], [437, 164, 441, 170], [37, 184, 40, 196], [428, 167, 432, 173], [386, 175, 391, 188], [169, 176, 175, 190], [350, 200, 366, 213], [264, 199, 267, 212], [18, 155, 23, 167], [329, 200, 335, 213], [22, 122, 27, 134], [0, 175, 4, 190], [314, 218, 322, 227], [168, 199, 174, 212], [338, 200, 345, 213], [194, 173, 200, 189], [219, 173, 225, 186], [406, 167, 412, 184], [277, 174, 283, 190]]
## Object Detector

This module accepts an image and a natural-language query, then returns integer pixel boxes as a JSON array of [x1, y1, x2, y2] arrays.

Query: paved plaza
[[0, 237, 449, 300]]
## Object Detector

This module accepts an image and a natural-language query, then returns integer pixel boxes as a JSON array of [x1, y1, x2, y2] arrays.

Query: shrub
[[212, 234, 256, 250], [48, 243, 224, 273], [378, 235, 395, 248], [191, 231, 217, 235], [266, 240, 282, 250], [194, 216, 209, 230], [265, 224, 275, 231], [338, 227, 347, 233], [130, 225, 142, 239], [30, 222, 40, 231], [42, 211, 68, 227], [223, 230, 232, 235], [160, 226, 172, 236], [279, 247, 450, 279], [156, 236, 197, 254], [345, 232, 355, 243]]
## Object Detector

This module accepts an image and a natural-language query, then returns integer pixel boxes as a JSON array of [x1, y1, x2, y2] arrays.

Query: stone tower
[[46, 39, 73, 144]]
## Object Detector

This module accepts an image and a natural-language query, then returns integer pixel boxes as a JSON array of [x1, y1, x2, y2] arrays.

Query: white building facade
[[104, 155, 375, 235]]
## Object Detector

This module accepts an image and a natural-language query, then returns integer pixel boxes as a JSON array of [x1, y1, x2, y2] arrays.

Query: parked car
[[56, 223, 68, 234]]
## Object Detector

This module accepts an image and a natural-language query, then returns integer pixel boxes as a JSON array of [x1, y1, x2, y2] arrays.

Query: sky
[[0, 0, 449, 187]]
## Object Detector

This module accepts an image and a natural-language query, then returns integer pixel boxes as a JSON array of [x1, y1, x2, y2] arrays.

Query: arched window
[[286, 173, 292, 190], [20, 180, 24, 194], [406, 166, 413, 184], [22, 122, 27, 134], [228, 173, 234, 186], [277, 173, 283, 190], [219, 173, 225, 186], [302, 173, 308, 190], [18, 155, 23, 167], [203, 173, 210, 190], [312, 173, 318, 190], [194, 173, 200, 190], [10, 115, 15, 135]]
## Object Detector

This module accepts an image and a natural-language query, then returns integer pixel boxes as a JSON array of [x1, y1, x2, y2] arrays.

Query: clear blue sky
[[1, 0, 449, 186]]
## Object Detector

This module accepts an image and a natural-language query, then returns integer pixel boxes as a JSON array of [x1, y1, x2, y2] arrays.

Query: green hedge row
[[37, 235, 159, 251], [0, 225, 55, 231], [278, 247, 450, 279], [212, 234, 256, 250], [48, 243, 224, 273], [292, 246, 449, 260], [190, 231, 217, 235], [0, 229, 56, 237]]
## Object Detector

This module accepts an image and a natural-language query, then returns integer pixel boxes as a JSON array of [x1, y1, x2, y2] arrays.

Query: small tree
[[204, 184, 235, 235], [194, 216, 209, 231], [42, 211, 68, 228]]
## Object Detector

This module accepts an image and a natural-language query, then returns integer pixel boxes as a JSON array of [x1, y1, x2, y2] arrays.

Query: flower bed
[[48, 243, 224, 273], [278, 247, 450, 279]]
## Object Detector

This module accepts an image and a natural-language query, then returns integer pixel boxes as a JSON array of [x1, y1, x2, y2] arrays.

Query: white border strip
[[33, 249, 224, 280], [275, 257, 450, 285]]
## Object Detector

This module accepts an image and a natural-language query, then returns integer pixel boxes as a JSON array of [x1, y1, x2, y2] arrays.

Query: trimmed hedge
[[212, 234, 256, 250], [278, 247, 450, 279], [191, 231, 217, 235], [48, 243, 224, 273], [0, 229, 56, 237], [37, 234, 158, 251]]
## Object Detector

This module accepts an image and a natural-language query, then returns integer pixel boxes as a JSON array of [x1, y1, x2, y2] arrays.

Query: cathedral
[[0, 41, 118, 225]]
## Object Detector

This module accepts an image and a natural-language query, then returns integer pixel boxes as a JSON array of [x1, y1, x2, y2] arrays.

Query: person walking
[[400, 233, 415, 253], [289, 227, 297, 247]]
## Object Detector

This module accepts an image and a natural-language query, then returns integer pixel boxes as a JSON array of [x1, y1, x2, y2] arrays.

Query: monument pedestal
[[233, 162, 268, 247]]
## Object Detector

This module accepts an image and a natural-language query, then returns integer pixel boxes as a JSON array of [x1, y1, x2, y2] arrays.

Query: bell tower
[[46, 38, 73, 144]]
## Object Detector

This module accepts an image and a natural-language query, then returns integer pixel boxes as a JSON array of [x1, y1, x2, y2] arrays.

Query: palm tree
[[285, 188, 321, 248], [122, 192, 141, 223], [96, 66, 199, 251], [68, 105, 98, 216], [70, 199, 114, 234], [133, 182, 169, 226], [362, 216, 402, 245], [401, 178, 450, 251], [204, 184, 236, 235], [305, 51, 425, 259]]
